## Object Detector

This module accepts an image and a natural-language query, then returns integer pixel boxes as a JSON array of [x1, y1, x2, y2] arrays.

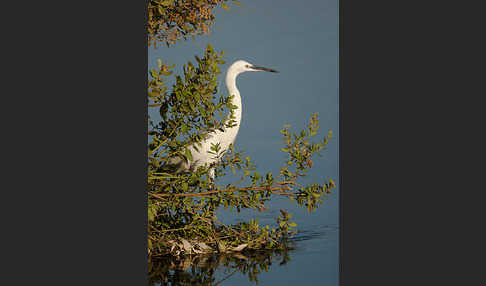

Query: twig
[[149, 184, 293, 199]]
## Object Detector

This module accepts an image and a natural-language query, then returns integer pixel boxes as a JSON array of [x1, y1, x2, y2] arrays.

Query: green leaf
[[160, 70, 172, 76], [185, 148, 193, 161], [234, 0, 244, 7], [160, 0, 172, 6]]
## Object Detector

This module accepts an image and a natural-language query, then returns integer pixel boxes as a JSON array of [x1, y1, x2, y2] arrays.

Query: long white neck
[[224, 69, 242, 134]]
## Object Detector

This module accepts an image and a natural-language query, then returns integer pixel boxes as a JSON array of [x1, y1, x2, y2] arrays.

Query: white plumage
[[168, 60, 278, 180]]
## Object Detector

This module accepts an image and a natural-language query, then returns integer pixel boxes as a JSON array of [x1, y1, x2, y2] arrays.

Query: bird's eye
[[245, 65, 250, 68]]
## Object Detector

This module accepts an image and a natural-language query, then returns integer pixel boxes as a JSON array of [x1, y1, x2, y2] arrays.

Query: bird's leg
[[208, 168, 215, 189]]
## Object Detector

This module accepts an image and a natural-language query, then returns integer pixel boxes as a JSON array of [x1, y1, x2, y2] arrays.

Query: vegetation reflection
[[149, 248, 292, 286]]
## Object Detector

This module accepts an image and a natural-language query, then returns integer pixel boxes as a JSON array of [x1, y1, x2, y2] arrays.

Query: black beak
[[250, 66, 279, 73]]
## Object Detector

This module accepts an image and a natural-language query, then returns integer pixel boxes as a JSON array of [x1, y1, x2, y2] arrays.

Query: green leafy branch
[[147, 45, 335, 258]]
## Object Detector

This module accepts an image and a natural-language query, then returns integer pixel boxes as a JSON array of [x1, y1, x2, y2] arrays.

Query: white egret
[[167, 60, 278, 180]]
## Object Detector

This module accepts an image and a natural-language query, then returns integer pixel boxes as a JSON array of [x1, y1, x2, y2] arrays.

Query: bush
[[147, 1, 335, 258]]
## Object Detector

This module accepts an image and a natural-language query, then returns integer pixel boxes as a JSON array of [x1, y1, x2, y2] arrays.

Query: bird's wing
[[159, 156, 186, 174]]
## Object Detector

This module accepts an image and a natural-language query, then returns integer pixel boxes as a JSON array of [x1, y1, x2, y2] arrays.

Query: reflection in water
[[148, 225, 336, 286], [148, 249, 292, 286]]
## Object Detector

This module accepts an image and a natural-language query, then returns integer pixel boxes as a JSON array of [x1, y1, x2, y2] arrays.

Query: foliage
[[147, 1, 335, 259], [148, 249, 291, 286], [147, 45, 335, 257], [148, 0, 243, 47]]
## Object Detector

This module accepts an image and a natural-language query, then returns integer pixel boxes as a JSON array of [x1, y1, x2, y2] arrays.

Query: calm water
[[148, 1, 339, 284], [149, 193, 339, 286], [219, 193, 339, 286]]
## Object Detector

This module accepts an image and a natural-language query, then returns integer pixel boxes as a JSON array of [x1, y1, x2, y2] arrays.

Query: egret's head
[[229, 60, 279, 74]]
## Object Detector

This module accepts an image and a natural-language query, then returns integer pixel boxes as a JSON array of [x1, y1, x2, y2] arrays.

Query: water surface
[[149, 194, 339, 286], [148, 0, 339, 284]]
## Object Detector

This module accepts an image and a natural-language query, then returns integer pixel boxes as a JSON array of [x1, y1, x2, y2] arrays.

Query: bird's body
[[167, 60, 278, 180]]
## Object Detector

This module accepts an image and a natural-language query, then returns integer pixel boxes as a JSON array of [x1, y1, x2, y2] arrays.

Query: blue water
[[148, 1, 339, 284], [149, 194, 339, 286], [213, 193, 339, 286]]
